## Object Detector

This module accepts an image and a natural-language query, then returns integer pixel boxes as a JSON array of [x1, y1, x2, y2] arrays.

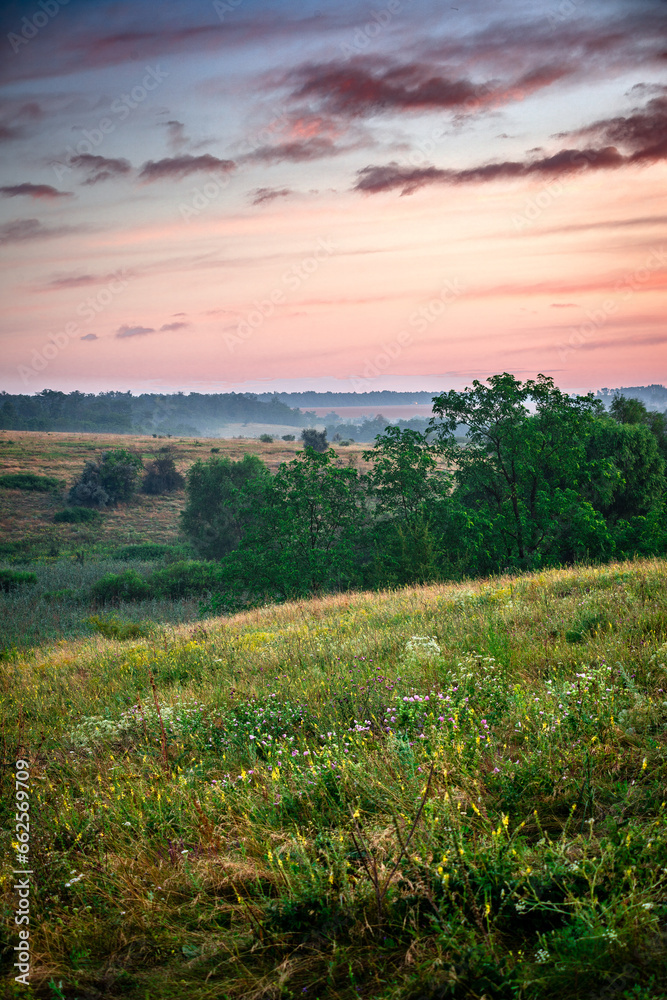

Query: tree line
[[178, 375, 667, 600]]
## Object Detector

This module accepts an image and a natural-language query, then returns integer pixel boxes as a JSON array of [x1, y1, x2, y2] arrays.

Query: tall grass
[[1, 558, 667, 999], [0, 559, 201, 651]]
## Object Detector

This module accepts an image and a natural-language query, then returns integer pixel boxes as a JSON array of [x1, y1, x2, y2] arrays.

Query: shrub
[[69, 449, 143, 507], [301, 428, 328, 452], [114, 543, 175, 561], [259, 434, 274, 443], [142, 455, 184, 495], [210, 447, 220, 453], [53, 507, 101, 524], [149, 560, 221, 598], [87, 614, 153, 640], [0, 472, 60, 492], [282, 434, 295, 441], [0, 569, 37, 592], [90, 569, 152, 604]]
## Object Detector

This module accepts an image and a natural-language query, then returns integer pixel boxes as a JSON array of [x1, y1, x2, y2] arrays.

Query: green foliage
[[141, 454, 184, 495], [180, 453, 269, 559], [301, 427, 328, 452], [68, 449, 143, 507], [113, 543, 179, 561], [258, 433, 273, 443], [281, 434, 295, 441], [53, 507, 102, 524], [149, 560, 221, 598], [90, 568, 152, 603], [0, 568, 37, 592], [0, 472, 61, 492], [87, 614, 153, 640], [229, 447, 368, 596]]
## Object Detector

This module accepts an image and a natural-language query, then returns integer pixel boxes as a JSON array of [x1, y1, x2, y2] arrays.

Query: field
[[2, 555, 667, 999], [1, 431, 667, 999]]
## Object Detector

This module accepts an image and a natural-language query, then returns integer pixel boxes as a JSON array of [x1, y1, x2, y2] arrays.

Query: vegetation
[[0, 568, 37, 592], [2, 559, 667, 998], [301, 427, 329, 452], [53, 507, 102, 524], [68, 449, 144, 507], [142, 454, 185, 495], [0, 472, 61, 492]]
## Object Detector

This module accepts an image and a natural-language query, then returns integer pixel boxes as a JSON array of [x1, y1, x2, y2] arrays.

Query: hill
[[2, 558, 666, 998]]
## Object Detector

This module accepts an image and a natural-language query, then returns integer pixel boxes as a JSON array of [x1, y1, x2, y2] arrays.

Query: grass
[[0, 431, 367, 559], [1, 558, 667, 998]]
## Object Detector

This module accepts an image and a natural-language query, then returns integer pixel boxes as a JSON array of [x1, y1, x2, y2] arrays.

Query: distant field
[[0, 430, 367, 555]]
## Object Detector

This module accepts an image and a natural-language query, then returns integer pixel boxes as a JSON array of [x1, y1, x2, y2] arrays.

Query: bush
[[301, 428, 328, 452], [69, 449, 143, 507], [0, 472, 60, 492], [87, 614, 153, 640], [149, 560, 221, 598], [114, 543, 176, 561], [53, 507, 101, 524], [90, 569, 152, 604], [282, 435, 295, 441], [0, 569, 37, 592], [142, 455, 184, 495], [259, 433, 274, 443]]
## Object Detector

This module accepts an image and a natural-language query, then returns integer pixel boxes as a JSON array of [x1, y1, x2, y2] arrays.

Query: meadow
[[2, 557, 667, 999]]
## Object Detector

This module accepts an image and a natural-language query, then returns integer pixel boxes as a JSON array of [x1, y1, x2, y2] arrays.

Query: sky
[[0, 0, 665, 396]]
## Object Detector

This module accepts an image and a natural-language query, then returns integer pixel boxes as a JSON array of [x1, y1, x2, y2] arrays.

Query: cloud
[[244, 136, 344, 163], [43, 271, 131, 291], [159, 321, 189, 331], [81, 334, 98, 341], [68, 154, 132, 185], [0, 218, 83, 244], [138, 153, 236, 181], [353, 88, 667, 195], [551, 303, 578, 308], [0, 183, 71, 199], [116, 324, 155, 338], [250, 187, 293, 206], [162, 119, 189, 153], [567, 89, 667, 164]]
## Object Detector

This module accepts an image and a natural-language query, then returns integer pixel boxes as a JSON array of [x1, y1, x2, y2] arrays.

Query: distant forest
[[0, 385, 664, 440]]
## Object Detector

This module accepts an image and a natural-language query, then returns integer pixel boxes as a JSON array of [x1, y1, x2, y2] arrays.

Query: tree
[[142, 454, 184, 495], [68, 449, 143, 507], [610, 394, 667, 462], [429, 373, 611, 568], [301, 428, 328, 452], [180, 454, 268, 559], [229, 448, 367, 596]]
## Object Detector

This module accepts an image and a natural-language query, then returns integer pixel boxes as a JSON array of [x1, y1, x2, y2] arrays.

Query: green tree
[[180, 454, 268, 559], [231, 448, 367, 596], [301, 428, 328, 452], [610, 394, 667, 462], [68, 449, 143, 507], [429, 373, 612, 568]]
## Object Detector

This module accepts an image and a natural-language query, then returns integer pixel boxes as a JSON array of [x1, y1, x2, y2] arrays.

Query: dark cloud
[[0, 218, 82, 244], [43, 271, 130, 291], [0, 183, 71, 199], [159, 321, 189, 331], [162, 119, 189, 152], [81, 334, 98, 341], [250, 187, 293, 206], [138, 153, 235, 181], [353, 88, 667, 195], [570, 89, 667, 164], [69, 154, 132, 185], [244, 136, 342, 163], [0, 101, 43, 142], [116, 324, 155, 338]]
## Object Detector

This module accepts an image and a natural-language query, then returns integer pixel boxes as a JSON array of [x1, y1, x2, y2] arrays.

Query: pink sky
[[0, 0, 665, 396]]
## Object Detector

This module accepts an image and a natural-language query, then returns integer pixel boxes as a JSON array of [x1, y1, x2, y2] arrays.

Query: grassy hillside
[[2, 559, 667, 999]]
